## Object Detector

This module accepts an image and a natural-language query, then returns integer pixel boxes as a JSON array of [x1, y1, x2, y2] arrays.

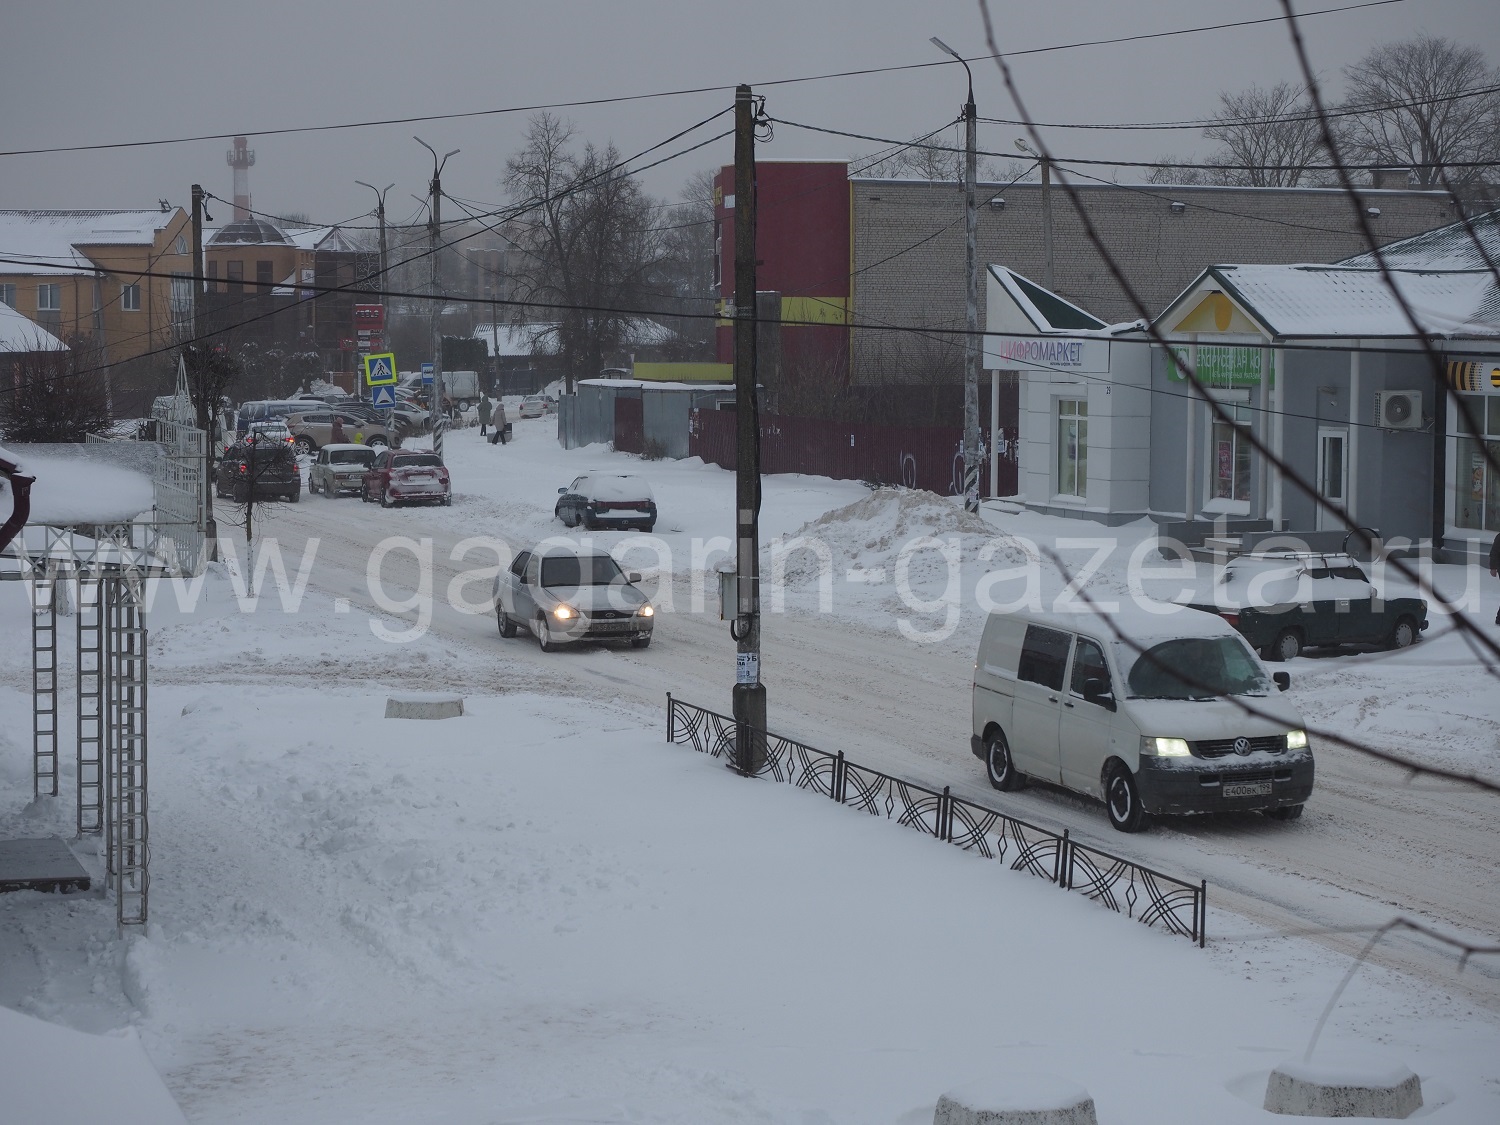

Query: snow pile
[[0, 442, 154, 526]]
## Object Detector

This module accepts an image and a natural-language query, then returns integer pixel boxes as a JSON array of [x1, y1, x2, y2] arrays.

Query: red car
[[361, 449, 451, 508]]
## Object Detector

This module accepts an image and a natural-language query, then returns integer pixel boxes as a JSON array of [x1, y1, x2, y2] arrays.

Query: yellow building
[[0, 208, 193, 363]]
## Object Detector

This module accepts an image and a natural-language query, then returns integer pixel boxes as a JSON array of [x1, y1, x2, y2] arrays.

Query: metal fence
[[688, 408, 1018, 497], [666, 695, 1207, 946]]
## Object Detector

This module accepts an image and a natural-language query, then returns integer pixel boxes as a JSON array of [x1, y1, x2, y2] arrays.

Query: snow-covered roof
[[206, 217, 289, 246], [284, 225, 358, 253], [0, 443, 154, 525], [577, 378, 734, 392], [0, 301, 68, 352], [473, 317, 678, 358], [1341, 209, 1500, 271], [1160, 263, 1500, 340], [0, 209, 180, 275]]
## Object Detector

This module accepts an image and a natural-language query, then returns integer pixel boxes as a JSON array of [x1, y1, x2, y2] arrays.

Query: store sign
[[1168, 344, 1265, 386], [985, 334, 1110, 373], [353, 304, 385, 330]]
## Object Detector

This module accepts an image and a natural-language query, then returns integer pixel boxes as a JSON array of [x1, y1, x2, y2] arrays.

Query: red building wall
[[714, 160, 850, 382]]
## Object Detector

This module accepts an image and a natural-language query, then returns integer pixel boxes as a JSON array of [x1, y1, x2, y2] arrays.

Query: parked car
[[1185, 551, 1428, 661], [215, 440, 301, 504], [555, 473, 656, 531], [308, 444, 377, 496], [971, 603, 1313, 832], [518, 394, 551, 419], [244, 420, 294, 446], [360, 449, 451, 507], [493, 543, 654, 651], [285, 410, 396, 454], [234, 399, 312, 436]]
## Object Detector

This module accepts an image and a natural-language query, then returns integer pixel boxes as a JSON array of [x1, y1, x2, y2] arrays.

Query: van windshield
[[1119, 636, 1270, 700]]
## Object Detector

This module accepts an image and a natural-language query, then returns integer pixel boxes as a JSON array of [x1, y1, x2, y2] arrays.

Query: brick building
[[714, 163, 1458, 389]]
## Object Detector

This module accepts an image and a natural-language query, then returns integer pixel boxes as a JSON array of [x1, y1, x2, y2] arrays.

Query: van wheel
[[1265, 629, 1302, 662], [984, 728, 1022, 792], [1104, 762, 1148, 833]]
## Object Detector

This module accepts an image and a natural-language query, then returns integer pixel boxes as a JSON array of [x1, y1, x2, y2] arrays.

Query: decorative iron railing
[[666, 694, 1206, 946]]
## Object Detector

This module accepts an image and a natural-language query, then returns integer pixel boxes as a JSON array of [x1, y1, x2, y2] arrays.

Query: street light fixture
[[414, 137, 459, 462], [932, 36, 981, 512]]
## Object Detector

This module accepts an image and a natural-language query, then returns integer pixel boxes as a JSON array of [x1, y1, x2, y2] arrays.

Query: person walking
[[1490, 534, 1500, 624], [489, 398, 508, 445], [331, 414, 347, 444], [477, 393, 492, 438]]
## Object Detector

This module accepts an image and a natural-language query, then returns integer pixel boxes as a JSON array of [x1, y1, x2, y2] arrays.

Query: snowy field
[[2, 410, 1499, 1122]]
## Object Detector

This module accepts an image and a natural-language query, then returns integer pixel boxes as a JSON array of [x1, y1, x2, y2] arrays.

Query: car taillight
[[1221, 613, 1239, 627]]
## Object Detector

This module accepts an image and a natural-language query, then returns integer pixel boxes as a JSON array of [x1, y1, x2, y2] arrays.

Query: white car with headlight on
[[493, 543, 655, 651]]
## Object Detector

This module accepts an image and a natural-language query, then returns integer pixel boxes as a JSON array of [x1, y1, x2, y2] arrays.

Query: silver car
[[308, 444, 377, 496], [492, 544, 655, 651]]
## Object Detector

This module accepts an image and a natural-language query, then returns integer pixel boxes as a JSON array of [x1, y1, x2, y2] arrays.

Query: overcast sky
[[3, 0, 1496, 235]]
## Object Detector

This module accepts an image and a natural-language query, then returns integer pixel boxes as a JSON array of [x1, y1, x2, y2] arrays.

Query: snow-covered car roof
[[318, 444, 375, 454], [991, 601, 1242, 648]]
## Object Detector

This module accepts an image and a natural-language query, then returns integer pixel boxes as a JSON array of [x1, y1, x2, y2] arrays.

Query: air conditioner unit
[[1374, 390, 1422, 430]]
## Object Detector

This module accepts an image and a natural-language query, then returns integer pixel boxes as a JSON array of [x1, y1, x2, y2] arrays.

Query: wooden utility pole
[[731, 85, 766, 774], [416, 138, 458, 462], [191, 183, 218, 558]]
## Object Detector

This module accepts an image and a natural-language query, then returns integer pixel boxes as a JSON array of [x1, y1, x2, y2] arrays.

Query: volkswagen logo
[[1233, 737, 1252, 756]]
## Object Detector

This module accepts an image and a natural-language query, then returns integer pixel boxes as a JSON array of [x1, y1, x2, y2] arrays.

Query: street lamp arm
[[930, 36, 974, 104]]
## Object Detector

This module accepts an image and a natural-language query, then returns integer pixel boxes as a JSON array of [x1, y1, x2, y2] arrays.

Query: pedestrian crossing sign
[[363, 352, 397, 386]]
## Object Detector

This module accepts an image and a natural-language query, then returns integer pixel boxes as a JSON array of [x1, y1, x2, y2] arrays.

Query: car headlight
[[638, 604, 654, 618], [1286, 729, 1309, 750], [552, 604, 575, 621], [1142, 736, 1192, 758]]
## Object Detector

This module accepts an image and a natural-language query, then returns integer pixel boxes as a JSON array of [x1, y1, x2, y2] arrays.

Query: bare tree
[[860, 127, 1002, 182], [0, 334, 113, 442], [1201, 82, 1329, 187], [656, 169, 718, 356], [1341, 35, 1500, 188], [503, 114, 669, 391], [181, 342, 240, 453]]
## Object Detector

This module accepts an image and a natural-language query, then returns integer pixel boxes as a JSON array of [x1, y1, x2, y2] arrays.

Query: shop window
[[1211, 404, 1253, 502], [1056, 398, 1087, 498], [121, 283, 141, 311]]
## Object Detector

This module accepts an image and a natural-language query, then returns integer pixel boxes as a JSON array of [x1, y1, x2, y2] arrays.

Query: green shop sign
[[1167, 344, 1267, 387]]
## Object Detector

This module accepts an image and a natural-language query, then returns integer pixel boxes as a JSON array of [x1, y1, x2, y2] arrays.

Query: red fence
[[688, 409, 1017, 497], [613, 397, 644, 456]]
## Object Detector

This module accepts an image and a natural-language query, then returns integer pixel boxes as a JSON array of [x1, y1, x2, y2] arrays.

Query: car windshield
[[394, 454, 442, 468], [1119, 636, 1271, 700], [330, 449, 373, 465], [540, 554, 625, 588]]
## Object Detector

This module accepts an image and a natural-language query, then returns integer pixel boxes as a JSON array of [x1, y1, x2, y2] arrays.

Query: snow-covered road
[[230, 423, 1500, 1013]]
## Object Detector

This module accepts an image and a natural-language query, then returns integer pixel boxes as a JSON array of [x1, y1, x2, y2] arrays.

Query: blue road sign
[[421, 362, 434, 386], [371, 384, 396, 408]]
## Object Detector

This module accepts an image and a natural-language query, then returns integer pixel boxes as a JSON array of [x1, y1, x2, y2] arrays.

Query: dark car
[[1186, 552, 1427, 661], [492, 543, 654, 650], [215, 439, 301, 504], [360, 449, 451, 508], [555, 473, 656, 532]]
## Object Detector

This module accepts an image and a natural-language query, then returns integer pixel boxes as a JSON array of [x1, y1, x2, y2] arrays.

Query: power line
[[0, 0, 1412, 159]]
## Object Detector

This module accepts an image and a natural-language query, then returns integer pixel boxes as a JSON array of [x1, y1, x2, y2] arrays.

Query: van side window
[[1017, 625, 1071, 691], [1069, 638, 1111, 701]]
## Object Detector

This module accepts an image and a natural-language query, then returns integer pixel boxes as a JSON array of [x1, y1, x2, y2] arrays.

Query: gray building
[[852, 175, 1456, 385]]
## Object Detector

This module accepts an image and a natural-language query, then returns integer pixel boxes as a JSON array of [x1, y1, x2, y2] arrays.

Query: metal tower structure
[[227, 136, 255, 221]]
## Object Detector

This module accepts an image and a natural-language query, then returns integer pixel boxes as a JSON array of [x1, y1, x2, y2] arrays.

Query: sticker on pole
[[736, 651, 760, 685], [363, 352, 397, 386]]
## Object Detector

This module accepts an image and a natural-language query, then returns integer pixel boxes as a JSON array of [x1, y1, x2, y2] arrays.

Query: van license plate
[[1223, 780, 1272, 798]]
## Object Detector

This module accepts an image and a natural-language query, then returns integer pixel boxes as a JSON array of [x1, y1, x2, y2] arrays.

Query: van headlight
[[637, 604, 654, 618], [1286, 729, 1309, 750], [1142, 736, 1192, 758]]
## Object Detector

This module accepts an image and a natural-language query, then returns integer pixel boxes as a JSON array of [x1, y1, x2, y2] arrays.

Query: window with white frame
[[170, 273, 193, 320], [1211, 404, 1253, 503], [1454, 393, 1500, 531], [121, 282, 141, 311], [0, 283, 15, 308], [1056, 398, 1088, 498], [37, 283, 62, 312]]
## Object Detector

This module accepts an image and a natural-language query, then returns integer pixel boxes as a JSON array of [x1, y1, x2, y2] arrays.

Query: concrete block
[[934, 1073, 1097, 1125], [1264, 1052, 1422, 1118], [384, 693, 465, 720]]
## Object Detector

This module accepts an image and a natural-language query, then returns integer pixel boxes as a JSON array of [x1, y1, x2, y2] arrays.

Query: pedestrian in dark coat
[[1490, 535, 1500, 624], [477, 393, 492, 437]]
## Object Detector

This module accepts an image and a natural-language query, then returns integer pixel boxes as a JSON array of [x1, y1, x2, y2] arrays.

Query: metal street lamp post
[[932, 36, 982, 512]]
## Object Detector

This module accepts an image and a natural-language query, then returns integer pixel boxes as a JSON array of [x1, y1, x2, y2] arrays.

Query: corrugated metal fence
[[688, 409, 1015, 496]]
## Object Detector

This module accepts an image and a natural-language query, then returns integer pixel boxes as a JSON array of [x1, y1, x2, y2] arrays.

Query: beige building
[[0, 208, 193, 363]]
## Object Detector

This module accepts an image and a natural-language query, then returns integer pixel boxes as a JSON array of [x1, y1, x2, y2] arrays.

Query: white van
[[971, 603, 1314, 832]]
